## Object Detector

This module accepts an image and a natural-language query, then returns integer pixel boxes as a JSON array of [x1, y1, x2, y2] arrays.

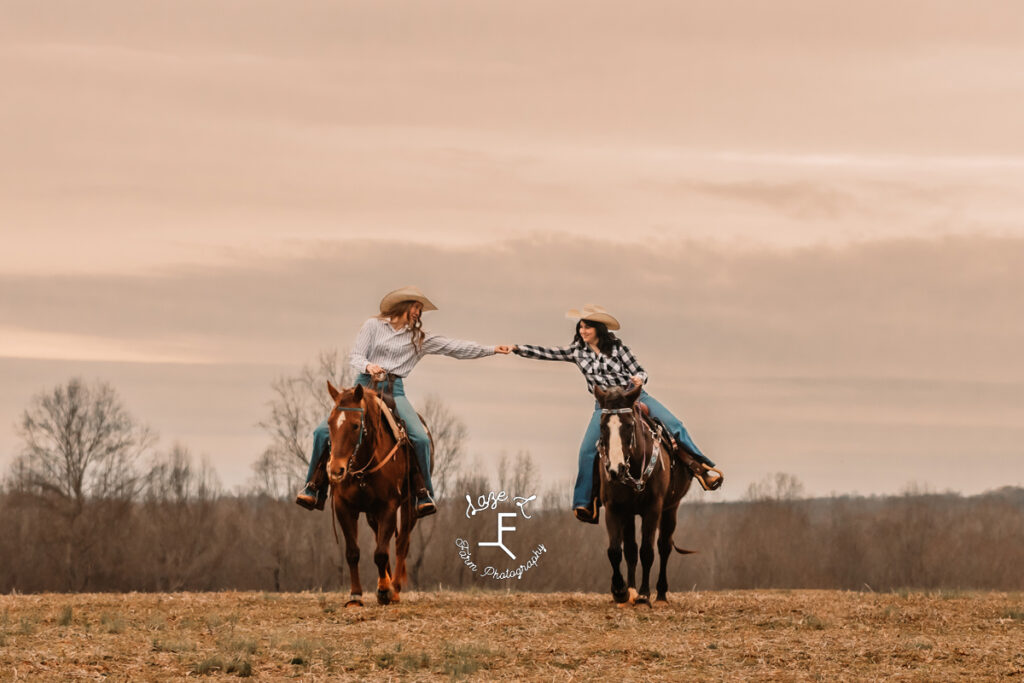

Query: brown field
[[1, 590, 1022, 681]]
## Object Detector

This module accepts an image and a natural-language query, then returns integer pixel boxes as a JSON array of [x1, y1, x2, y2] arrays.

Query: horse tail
[[672, 541, 697, 555]]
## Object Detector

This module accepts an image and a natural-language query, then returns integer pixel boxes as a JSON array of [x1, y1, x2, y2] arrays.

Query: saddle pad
[[374, 396, 408, 443]]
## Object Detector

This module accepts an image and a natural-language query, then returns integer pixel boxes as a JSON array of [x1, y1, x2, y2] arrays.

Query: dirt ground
[[1, 589, 1021, 681]]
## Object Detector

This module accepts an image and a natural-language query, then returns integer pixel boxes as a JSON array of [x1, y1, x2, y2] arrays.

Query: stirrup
[[416, 490, 437, 518], [295, 486, 318, 510], [573, 499, 599, 525], [694, 465, 724, 491]]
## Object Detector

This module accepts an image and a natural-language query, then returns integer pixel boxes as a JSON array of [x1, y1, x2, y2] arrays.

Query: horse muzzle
[[327, 466, 346, 485]]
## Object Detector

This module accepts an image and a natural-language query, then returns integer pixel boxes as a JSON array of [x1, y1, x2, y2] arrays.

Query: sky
[[2, 0, 1023, 499]]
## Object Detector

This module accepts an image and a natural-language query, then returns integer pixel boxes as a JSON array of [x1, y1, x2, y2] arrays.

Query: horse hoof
[[627, 588, 639, 605], [612, 589, 630, 604], [376, 589, 392, 605], [345, 599, 363, 608], [635, 594, 651, 607]]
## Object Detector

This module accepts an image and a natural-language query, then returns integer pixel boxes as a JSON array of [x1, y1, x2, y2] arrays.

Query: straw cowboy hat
[[379, 286, 438, 314], [566, 304, 620, 331]]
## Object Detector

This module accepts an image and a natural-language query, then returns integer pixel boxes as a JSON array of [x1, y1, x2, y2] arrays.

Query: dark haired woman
[[296, 286, 513, 517], [513, 304, 723, 523]]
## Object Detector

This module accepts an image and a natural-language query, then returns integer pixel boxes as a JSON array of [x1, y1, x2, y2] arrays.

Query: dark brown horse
[[324, 381, 423, 606], [595, 383, 694, 605]]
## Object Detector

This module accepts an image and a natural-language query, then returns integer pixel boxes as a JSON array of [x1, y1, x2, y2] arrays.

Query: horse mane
[[595, 384, 641, 411], [359, 387, 384, 456]]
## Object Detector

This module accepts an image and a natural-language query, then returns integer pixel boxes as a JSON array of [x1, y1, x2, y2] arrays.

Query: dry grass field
[[1, 589, 1022, 681]]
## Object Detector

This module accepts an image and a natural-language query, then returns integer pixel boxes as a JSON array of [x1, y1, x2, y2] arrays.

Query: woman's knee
[[407, 426, 430, 451]]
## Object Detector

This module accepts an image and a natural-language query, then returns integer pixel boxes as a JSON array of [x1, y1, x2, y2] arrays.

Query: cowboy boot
[[406, 452, 436, 517], [667, 439, 723, 491], [573, 497, 600, 524], [415, 487, 437, 518], [683, 456, 723, 491], [695, 464, 724, 491], [295, 482, 319, 510], [573, 476, 600, 525]]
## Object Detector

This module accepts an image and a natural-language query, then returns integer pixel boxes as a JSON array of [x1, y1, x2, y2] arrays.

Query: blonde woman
[[297, 286, 513, 516]]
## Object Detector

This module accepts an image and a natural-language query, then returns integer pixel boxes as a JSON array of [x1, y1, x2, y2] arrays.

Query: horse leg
[[393, 497, 414, 597], [337, 506, 363, 607], [622, 514, 638, 592], [636, 506, 660, 606], [605, 509, 629, 604], [656, 504, 680, 602], [374, 503, 399, 605]]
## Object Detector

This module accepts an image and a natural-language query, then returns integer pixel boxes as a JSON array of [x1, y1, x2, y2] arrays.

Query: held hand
[[630, 375, 643, 387], [494, 345, 514, 355], [366, 363, 385, 379]]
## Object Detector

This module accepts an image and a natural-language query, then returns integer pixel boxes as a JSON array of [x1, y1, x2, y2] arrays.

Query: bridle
[[327, 405, 367, 481], [327, 398, 408, 483], [598, 405, 664, 492]]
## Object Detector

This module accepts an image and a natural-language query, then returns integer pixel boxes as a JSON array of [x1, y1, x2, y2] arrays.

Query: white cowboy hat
[[379, 286, 438, 314], [566, 304, 620, 330]]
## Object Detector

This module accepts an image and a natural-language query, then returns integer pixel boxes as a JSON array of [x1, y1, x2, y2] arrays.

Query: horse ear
[[353, 384, 364, 401], [327, 381, 341, 402], [624, 382, 642, 404], [594, 386, 608, 403]]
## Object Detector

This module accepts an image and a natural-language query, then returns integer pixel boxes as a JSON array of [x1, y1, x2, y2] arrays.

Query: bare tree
[[8, 378, 155, 589], [144, 443, 220, 504], [140, 444, 223, 590], [254, 349, 352, 497], [497, 450, 539, 498], [744, 472, 806, 502], [11, 378, 154, 504]]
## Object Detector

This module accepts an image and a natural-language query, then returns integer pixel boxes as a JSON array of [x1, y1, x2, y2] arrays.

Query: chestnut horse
[[324, 381, 424, 606], [595, 383, 694, 605]]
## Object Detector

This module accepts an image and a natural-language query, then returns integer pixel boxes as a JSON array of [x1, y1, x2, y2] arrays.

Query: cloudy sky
[[2, 0, 1022, 499]]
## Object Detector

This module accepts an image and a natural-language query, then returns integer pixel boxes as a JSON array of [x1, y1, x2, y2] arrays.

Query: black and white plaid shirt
[[514, 340, 648, 394]]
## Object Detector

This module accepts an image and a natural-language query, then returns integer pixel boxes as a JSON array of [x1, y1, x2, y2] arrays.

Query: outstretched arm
[[421, 333, 497, 360], [513, 344, 574, 362]]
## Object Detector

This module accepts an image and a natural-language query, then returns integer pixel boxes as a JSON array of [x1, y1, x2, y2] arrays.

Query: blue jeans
[[304, 374, 434, 497], [571, 390, 715, 509]]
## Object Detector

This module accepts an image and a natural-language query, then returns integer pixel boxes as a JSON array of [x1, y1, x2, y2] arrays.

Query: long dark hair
[[573, 319, 621, 355], [377, 300, 425, 351]]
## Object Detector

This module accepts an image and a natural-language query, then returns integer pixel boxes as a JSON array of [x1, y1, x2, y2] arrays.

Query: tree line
[[1, 358, 1022, 593]]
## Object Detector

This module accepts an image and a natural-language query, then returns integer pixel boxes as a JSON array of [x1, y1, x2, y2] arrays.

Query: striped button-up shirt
[[513, 340, 648, 394], [349, 317, 495, 378]]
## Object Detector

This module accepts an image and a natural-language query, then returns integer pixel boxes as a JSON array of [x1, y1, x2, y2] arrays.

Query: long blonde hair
[[377, 300, 425, 351]]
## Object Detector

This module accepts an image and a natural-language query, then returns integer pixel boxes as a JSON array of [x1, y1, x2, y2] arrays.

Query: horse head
[[325, 382, 378, 485], [594, 383, 644, 482]]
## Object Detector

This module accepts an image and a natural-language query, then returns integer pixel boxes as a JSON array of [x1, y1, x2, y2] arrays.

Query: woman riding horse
[[513, 304, 723, 523], [297, 285, 513, 516]]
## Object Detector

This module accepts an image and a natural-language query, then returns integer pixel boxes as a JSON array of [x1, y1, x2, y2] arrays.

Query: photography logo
[[454, 490, 547, 581]]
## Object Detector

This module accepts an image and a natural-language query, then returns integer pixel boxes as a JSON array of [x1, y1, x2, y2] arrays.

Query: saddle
[[369, 375, 427, 493], [374, 391, 409, 445], [635, 402, 723, 491]]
